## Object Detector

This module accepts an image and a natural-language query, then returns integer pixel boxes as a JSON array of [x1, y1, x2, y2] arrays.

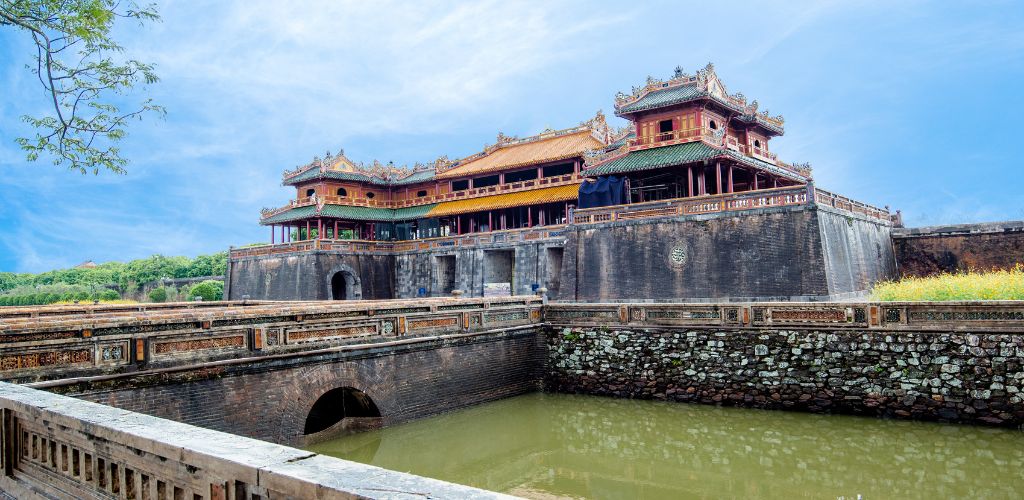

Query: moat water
[[309, 393, 1024, 499]]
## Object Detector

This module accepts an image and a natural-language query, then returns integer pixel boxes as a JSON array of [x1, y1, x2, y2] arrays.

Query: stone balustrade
[[545, 301, 1024, 332], [0, 382, 509, 499], [0, 297, 542, 383], [4, 298, 1024, 384]]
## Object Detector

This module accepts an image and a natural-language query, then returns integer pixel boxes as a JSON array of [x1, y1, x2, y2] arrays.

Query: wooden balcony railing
[[814, 188, 890, 221], [571, 186, 810, 225], [260, 175, 581, 220], [230, 225, 569, 260]]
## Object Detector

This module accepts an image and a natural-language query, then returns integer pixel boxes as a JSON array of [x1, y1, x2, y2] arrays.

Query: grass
[[872, 265, 1024, 301]]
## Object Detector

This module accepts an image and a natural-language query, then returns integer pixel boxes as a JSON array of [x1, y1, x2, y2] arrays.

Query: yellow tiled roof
[[436, 131, 604, 179], [426, 184, 579, 217]]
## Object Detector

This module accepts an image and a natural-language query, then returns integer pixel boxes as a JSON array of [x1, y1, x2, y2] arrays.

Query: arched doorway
[[303, 387, 383, 442], [325, 263, 362, 300], [331, 272, 349, 300]]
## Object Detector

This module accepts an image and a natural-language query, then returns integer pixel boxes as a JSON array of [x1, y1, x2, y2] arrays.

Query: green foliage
[[0, 251, 228, 299], [873, 265, 1024, 301], [188, 280, 224, 302], [0, 0, 164, 174], [99, 289, 119, 301], [563, 331, 580, 341], [148, 286, 167, 303]]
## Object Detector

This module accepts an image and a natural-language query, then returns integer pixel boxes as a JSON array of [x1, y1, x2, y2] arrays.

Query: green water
[[309, 393, 1024, 499]]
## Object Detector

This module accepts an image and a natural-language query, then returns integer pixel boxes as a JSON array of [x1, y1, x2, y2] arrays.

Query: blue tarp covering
[[578, 176, 627, 209]]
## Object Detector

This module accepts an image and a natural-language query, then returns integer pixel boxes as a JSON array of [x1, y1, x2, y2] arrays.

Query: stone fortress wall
[[229, 198, 901, 302], [893, 220, 1024, 277]]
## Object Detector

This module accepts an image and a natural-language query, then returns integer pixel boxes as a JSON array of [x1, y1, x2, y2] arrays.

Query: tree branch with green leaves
[[0, 0, 164, 174]]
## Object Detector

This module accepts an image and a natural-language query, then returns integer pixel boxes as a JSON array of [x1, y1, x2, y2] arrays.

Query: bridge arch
[[324, 263, 362, 300], [304, 386, 381, 433]]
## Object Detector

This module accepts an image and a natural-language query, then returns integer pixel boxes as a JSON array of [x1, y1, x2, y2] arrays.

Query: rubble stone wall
[[546, 326, 1024, 426]]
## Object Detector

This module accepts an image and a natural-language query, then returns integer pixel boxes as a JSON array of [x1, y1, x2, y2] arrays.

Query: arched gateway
[[325, 264, 361, 300]]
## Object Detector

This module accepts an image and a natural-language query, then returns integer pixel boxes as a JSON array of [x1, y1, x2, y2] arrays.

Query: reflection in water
[[309, 393, 1024, 499]]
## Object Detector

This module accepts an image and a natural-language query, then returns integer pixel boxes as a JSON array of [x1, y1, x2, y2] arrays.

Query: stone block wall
[[893, 221, 1024, 277], [227, 252, 395, 300], [558, 206, 837, 301], [546, 326, 1024, 426], [817, 207, 897, 295], [394, 240, 565, 298]]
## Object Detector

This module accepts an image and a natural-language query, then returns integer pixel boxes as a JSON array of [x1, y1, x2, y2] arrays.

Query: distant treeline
[[0, 252, 228, 305]]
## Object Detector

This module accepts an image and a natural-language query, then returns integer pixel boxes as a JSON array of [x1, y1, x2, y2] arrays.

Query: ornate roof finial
[[674, 65, 684, 78]]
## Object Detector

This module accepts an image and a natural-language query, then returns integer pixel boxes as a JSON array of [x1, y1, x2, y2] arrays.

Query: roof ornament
[[674, 65, 684, 78]]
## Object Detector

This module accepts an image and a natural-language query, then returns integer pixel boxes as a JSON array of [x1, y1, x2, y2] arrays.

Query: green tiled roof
[[390, 169, 436, 185], [261, 205, 316, 224], [617, 85, 706, 114], [283, 168, 385, 186], [723, 150, 807, 182], [261, 203, 439, 225], [585, 141, 722, 176], [584, 141, 808, 182], [395, 203, 438, 219], [616, 85, 785, 135], [283, 168, 436, 186]]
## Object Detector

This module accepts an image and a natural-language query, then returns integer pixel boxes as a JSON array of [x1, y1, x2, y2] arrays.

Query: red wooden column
[[457, 216, 461, 235], [271, 225, 275, 244], [305, 221, 311, 240], [715, 161, 723, 195], [754, 173, 759, 190], [699, 168, 706, 195], [317, 218, 322, 239], [773, 177, 778, 188], [727, 165, 734, 193], [488, 212, 493, 232], [687, 166, 694, 197], [527, 206, 532, 227]]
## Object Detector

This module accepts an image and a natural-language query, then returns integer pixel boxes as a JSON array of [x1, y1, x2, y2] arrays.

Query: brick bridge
[[0, 298, 545, 447]]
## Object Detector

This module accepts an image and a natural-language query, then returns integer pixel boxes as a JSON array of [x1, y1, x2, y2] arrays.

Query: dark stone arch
[[324, 263, 362, 300], [272, 362, 399, 446]]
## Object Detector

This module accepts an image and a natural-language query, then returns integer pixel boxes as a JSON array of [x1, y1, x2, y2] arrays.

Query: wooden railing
[[260, 174, 580, 221], [571, 186, 809, 225], [230, 225, 569, 259], [0, 383, 511, 499], [0, 297, 543, 382], [628, 128, 702, 148], [814, 187, 890, 221]]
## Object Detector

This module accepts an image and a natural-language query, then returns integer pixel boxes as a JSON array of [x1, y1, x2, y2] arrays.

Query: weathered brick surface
[[546, 326, 1024, 426], [227, 252, 395, 300], [559, 205, 894, 301], [62, 329, 545, 446], [894, 221, 1024, 277]]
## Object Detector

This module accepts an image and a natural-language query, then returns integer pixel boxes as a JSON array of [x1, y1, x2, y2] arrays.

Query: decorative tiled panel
[[408, 316, 461, 332], [0, 331, 77, 345], [483, 310, 531, 326], [285, 324, 378, 344], [98, 342, 129, 365], [437, 303, 484, 311], [373, 307, 431, 316], [0, 347, 93, 372], [643, 307, 723, 325], [152, 335, 246, 356], [909, 310, 1024, 322], [545, 308, 620, 322]]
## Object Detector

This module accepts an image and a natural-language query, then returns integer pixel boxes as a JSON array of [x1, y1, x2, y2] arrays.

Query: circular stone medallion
[[669, 245, 688, 266]]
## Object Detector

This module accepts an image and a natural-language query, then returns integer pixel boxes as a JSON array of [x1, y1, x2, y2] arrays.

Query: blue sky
[[1, 0, 1023, 273]]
